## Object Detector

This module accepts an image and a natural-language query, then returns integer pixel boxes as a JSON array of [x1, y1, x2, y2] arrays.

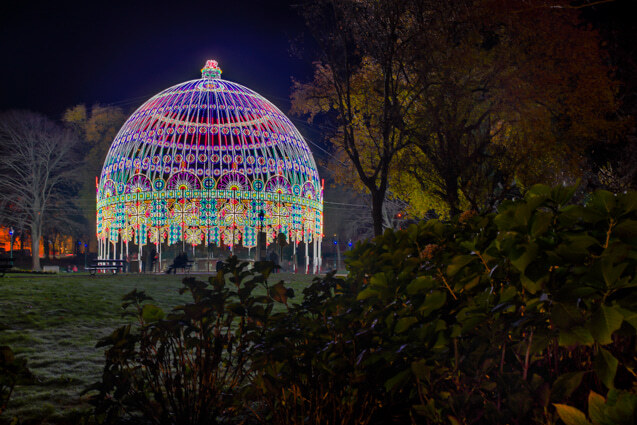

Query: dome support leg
[[305, 239, 309, 274], [315, 238, 320, 274], [293, 240, 297, 273], [318, 236, 322, 274], [157, 231, 162, 273], [312, 238, 316, 274]]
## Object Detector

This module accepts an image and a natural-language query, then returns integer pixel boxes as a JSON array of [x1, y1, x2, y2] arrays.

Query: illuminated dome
[[96, 60, 323, 258]]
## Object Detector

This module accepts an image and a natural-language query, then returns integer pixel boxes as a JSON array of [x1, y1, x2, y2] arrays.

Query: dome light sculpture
[[96, 60, 323, 272]]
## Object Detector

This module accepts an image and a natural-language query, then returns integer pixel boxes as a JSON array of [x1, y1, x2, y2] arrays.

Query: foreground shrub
[[336, 186, 637, 424], [249, 186, 637, 424], [248, 272, 383, 425], [87, 257, 278, 425], [0, 345, 31, 415], [92, 186, 637, 425]]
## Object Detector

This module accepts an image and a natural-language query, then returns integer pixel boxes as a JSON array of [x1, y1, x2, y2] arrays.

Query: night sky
[[1, 0, 635, 162], [0, 0, 312, 118]]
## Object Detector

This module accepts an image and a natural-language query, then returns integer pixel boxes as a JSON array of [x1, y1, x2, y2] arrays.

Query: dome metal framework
[[96, 60, 323, 271]]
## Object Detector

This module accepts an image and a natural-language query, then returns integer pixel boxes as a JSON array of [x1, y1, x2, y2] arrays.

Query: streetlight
[[333, 234, 340, 271]]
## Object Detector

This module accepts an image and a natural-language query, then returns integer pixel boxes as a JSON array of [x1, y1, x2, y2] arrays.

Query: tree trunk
[[371, 190, 385, 237], [30, 223, 41, 271], [445, 176, 461, 217], [44, 234, 50, 260]]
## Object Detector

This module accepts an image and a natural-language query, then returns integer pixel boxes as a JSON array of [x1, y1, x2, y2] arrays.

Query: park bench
[[165, 259, 194, 274], [184, 260, 194, 273], [87, 259, 128, 276], [0, 258, 13, 277]]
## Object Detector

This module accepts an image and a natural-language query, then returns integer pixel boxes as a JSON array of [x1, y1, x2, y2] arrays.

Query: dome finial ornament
[[202, 59, 222, 79]]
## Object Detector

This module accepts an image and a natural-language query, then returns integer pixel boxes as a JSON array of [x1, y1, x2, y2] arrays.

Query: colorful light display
[[96, 61, 323, 270]]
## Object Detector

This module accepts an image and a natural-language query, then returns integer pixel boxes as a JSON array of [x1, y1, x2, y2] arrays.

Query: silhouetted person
[[166, 252, 188, 274], [148, 248, 157, 272], [269, 251, 279, 273], [141, 251, 146, 272]]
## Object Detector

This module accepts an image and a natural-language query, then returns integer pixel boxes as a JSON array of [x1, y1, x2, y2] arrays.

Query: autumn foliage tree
[[293, 0, 426, 236], [402, 0, 622, 215], [63, 104, 126, 251], [295, 0, 624, 220]]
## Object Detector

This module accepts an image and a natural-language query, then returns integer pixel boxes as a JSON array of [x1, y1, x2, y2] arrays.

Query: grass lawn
[[0, 271, 318, 424]]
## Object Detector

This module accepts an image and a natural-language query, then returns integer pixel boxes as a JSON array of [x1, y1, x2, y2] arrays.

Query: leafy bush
[[0, 345, 31, 415], [248, 271, 383, 425], [251, 186, 637, 424], [87, 257, 278, 425], [91, 186, 637, 425]]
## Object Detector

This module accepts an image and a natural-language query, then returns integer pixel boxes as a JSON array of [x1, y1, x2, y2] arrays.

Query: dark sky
[[0, 0, 313, 118], [1, 0, 635, 142]]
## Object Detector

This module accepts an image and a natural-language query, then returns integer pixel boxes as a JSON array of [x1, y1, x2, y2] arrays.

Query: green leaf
[[617, 307, 637, 332], [384, 369, 410, 393], [269, 282, 289, 304], [551, 371, 586, 401], [558, 327, 594, 348], [499, 285, 518, 303], [601, 260, 628, 287], [613, 220, 637, 240], [589, 305, 623, 345], [411, 359, 429, 381], [587, 391, 606, 425], [553, 404, 592, 425], [432, 331, 448, 350], [551, 185, 577, 206], [618, 192, 637, 215], [463, 275, 481, 291], [510, 242, 538, 274], [594, 348, 618, 389], [604, 389, 637, 424], [494, 208, 520, 230], [531, 211, 553, 236], [528, 184, 552, 198], [141, 304, 164, 322], [449, 324, 461, 338], [395, 316, 418, 334], [521, 274, 543, 294], [407, 276, 436, 295], [553, 303, 584, 329], [357, 287, 379, 300], [369, 272, 389, 289], [589, 190, 616, 214], [446, 255, 475, 277], [418, 291, 446, 317], [448, 417, 462, 425], [565, 234, 600, 252]]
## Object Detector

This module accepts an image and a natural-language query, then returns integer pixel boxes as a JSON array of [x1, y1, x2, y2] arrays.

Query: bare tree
[[0, 111, 80, 270]]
